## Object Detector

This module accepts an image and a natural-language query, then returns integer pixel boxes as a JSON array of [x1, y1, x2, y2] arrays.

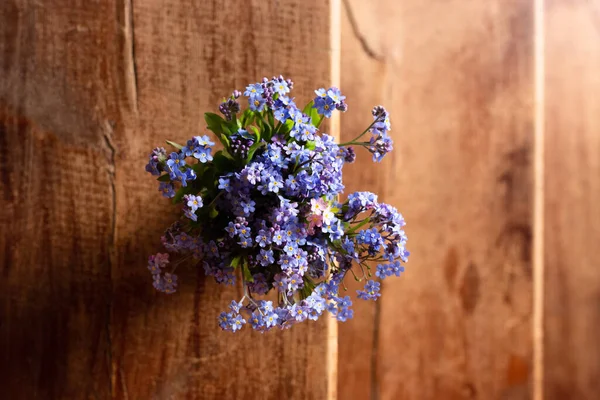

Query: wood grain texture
[[544, 2, 600, 399], [338, 1, 535, 399], [0, 1, 335, 399], [0, 1, 120, 398]]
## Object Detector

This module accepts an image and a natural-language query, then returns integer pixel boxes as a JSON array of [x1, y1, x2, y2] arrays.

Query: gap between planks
[[533, 0, 545, 399]]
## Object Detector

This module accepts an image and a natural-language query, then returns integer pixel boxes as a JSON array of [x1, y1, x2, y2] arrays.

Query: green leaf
[[305, 140, 316, 150], [231, 255, 242, 269], [242, 263, 254, 282], [314, 114, 325, 128], [220, 122, 232, 135], [213, 150, 235, 171], [209, 205, 219, 219], [221, 149, 235, 160], [261, 121, 272, 141], [217, 133, 230, 148], [157, 174, 171, 182], [204, 113, 229, 149], [246, 140, 265, 162], [302, 100, 314, 116], [302, 100, 324, 127], [309, 108, 323, 128], [300, 276, 316, 299], [204, 113, 225, 134], [198, 165, 217, 192], [279, 119, 295, 135], [248, 125, 261, 143], [191, 162, 208, 176], [267, 110, 275, 128], [166, 140, 184, 150], [249, 125, 260, 137], [240, 109, 255, 126], [222, 119, 241, 136]]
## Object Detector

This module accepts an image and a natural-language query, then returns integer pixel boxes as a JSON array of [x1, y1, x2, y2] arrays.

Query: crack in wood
[[128, 0, 139, 112], [119, 0, 139, 114], [342, 0, 384, 62], [102, 122, 117, 397]]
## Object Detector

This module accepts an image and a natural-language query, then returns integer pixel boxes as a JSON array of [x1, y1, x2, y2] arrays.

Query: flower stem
[[346, 217, 371, 234], [338, 115, 382, 146]]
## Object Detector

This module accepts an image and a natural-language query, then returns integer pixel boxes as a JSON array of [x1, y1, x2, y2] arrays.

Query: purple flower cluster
[[147, 253, 177, 294], [219, 90, 242, 121], [368, 106, 393, 162], [145, 76, 409, 332], [314, 87, 348, 117]]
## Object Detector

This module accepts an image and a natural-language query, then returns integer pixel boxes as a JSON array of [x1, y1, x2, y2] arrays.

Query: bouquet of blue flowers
[[145, 76, 409, 332]]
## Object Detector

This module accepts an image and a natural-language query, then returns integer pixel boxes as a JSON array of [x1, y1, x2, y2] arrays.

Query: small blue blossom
[[158, 182, 175, 198], [229, 300, 243, 313], [256, 229, 272, 247], [166, 152, 186, 178], [185, 194, 203, 213], [267, 176, 284, 193], [314, 88, 327, 98], [327, 87, 345, 104], [273, 80, 290, 96], [244, 83, 264, 98], [289, 304, 308, 322], [147, 253, 169, 275], [249, 96, 266, 112], [369, 133, 393, 163], [231, 314, 246, 332], [258, 249, 275, 266], [314, 95, 335, 118], [375, 263, 393, 279], [218, 177, 232, 192], [264, 312, 279, 328], [183, 207, 198, 221], [241, 200, 255, 216], [238, 235, 253, 248], [357, 280, 381, 301], [249, 312, 265, 330], [218, 312, 233, 330]]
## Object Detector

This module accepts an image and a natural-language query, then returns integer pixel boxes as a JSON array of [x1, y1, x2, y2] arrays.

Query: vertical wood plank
[[0, 1, 336, 399], [0, 1, 120, 398], [544, 2, 600, 399], [338, 1, 535, 399], [112, 1, 335, 399]]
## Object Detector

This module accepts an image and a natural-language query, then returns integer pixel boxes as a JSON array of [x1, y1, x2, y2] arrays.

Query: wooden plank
[[544, 2, 600, 399], [338, 1, 535, 399], [0, 1, 120, 398], [110, 1, 335, 399], [0, 1, 336, 399]]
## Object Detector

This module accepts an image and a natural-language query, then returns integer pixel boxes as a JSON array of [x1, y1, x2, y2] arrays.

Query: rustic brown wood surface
[[0, 1, 335, 399], [338, 1, 535, 399], [544, 1, 600, 399]]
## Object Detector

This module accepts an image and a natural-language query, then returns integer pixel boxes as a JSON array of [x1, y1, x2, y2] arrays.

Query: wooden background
[[0, 0, 598, 399], [0, 0, 336, 399], [338, 1, 600, 400]]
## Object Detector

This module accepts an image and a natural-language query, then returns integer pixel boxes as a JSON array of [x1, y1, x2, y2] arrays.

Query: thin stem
[[347, 218, 371, 234], [170, 254, 192, 273], [349, 267, 363, 282], [338, 115, 382, 146], [295, 153, 318, 170], [243, 278, 262, 315], [206, 191, 224, 209]]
